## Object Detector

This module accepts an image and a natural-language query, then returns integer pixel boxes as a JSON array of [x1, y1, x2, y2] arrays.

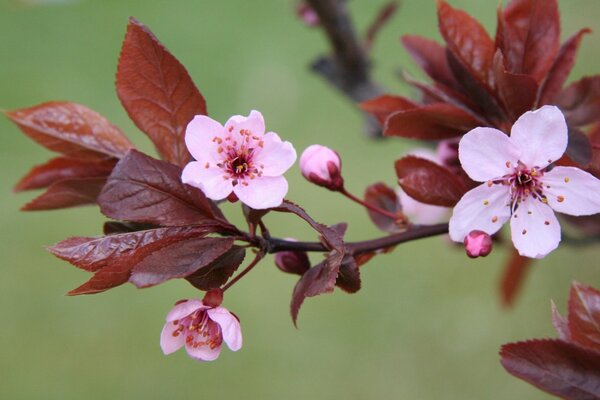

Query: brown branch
[[306, 0, 385, 137], [267, 223, 449, 255]]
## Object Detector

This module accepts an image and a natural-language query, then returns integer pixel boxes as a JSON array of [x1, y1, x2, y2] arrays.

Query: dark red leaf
[[401, 35, 457, 88], [103, 221, 158, 235], [364, 182, 402, 233], [116, 17, 207, 167], [14, 157, 117, 192], [539, 28, 592, 106], [437, 0, 495, 88], [290, 249, 345, 326], [552, 300, 571, 341], [336, 255, 361, 294], [50, 225, 214, 273], [568, 282, 600, 352], [98, 150, 228, 227], [566, 128, 593, 168], [493, 51, 538, 122], [558, 76, 600, 128], [499, 248, 533, 308], [22, 177, 107, 211], [384, 103, 480, 140], [360, 95, 417, 125], [394, 155, 467, 207], [129, 237, 234, 288], [500, 339, 600, 400], [5, 102, 133, 159], [186, 246, 246, 291]]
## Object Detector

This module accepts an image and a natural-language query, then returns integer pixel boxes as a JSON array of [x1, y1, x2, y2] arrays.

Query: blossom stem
[[340, 187, 403, 221], [267, 223, 448, 255], [222, 250, 266, 292]]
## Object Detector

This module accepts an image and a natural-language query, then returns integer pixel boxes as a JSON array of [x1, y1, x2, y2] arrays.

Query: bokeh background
[[1, 0, 599, 398]]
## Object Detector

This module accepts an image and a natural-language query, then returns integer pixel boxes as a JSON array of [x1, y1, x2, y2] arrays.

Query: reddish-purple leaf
[[552, 300, 571, 341], [14, 157, 117, 192], [103, 221, 158, 235], [116, 17, 207, 167], [500, 339, 600, 400], [336, 255, 361, 294], [437, 0, 495, 88], [493, 51, 538, 121], [499, 249, 533, 307], [364, 182, 402, 233], [22, 177, 107, 211], [5, 102, 133, 159], [360, 95, 417, 125], [395, 155, 467, 207], [566, 128, 593, 168], [129, 237, 234, 288], [401, 35, 457, 88], [98, 150, 228, 227], [50, 225, 214, 273], [568, 282, 600, 352], [499, 0, 560, 81], [539, 28, 592, 106], [186, 246, 246, 291], [558, 76, 600, 128], [290, 249, 345, 326], [384, 103, 480, 140]]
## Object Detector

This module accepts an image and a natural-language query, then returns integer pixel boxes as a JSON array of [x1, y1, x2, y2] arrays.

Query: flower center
[[173, 310, 223, 350], [505, 162, 547, 211]]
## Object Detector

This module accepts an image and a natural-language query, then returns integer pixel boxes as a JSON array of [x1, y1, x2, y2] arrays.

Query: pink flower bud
[[296, 2, 320, 27], [464, 230, 493, 258], [274, 239, 310, 275], [299, 144, 344, 191]]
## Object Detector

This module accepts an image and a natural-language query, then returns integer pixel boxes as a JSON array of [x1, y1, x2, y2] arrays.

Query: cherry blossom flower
[[182, 110, 297, 209], [160, 297, 242, 362], [299, 144, 344, 190], [449, 106, 600, 258]]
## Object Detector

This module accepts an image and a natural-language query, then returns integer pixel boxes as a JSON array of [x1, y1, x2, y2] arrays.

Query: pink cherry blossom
[[160, 298, 242, 362], [182, 110, 297, 209], [449, 106, 600, 259], [299, 144, 344, 190], [464, 230, 493, 258]]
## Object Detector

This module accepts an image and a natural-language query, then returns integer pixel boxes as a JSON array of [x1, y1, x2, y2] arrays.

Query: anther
[[557, 196, 565, 203]]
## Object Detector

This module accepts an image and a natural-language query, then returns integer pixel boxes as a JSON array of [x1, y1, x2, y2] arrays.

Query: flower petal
[[160, 322, 185, 355], [182, 162, 233, 201], [185, 336, 222, 362], [399, 190, 449, 225], [542, 166, 600, 216], [224, 110, 265, 137], [185, 115, 224, 162], [458, 127, 520, 182], [510, 198, 561, 259], [207, 307, 242, 351], [233, 176, 288, 209], [252, 132, 297, 176], [449, 183, 511, 242], [510, 105, 568, 169], [165, 299, 205, 322]]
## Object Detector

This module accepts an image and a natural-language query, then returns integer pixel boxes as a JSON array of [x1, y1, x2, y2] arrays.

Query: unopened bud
[[296, 2, 320, 27], [202, 288, 224, 307], [464, 230, 493, 258], [274, 239, 310, 275], [299, 144, 344, 191]]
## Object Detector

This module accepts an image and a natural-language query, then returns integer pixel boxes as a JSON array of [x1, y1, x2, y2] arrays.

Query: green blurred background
[[1, 0, 599, 398]]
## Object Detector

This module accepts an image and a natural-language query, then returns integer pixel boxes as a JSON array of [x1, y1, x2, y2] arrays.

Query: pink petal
[[185, 340, 222, 362], [449, 183, 511, 242], [399, 190, 448, 225], [458, 127, 520, 182], [233, 176, 288, 209], [185, 115, 224, 162], [252, 132, 297, 176], [182, 162, 233, 201], [207, 307, 243, 351], [160, 322, 185, 355], [510, 197, 561, 259], [165, 299, 205, 322], [542, 166, 600, 216], [510, 106, 568, 169], [224, 110, 265, 137]]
